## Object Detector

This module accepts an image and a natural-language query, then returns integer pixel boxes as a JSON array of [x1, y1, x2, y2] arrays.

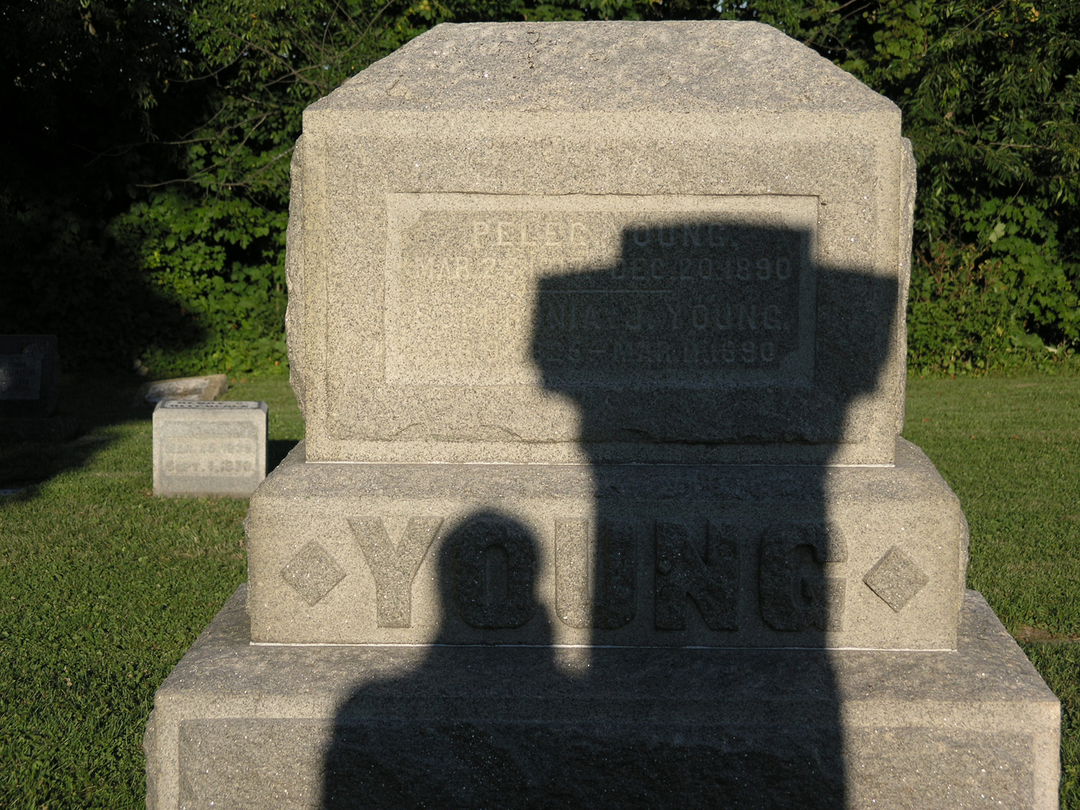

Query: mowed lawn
[[0, 372, 1077, 807]]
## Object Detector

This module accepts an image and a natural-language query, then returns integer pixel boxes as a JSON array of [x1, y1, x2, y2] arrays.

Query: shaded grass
[[0, 371, 1076, 806], [0, 372, 299, 808]]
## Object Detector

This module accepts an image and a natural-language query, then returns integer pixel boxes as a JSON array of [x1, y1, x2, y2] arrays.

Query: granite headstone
[[0, 335, 78, 441], [152, 400, 268, 497], [0, 335, 61, 418]]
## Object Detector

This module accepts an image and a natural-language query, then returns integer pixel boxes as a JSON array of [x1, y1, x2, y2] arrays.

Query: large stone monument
[[145, 22, 1060, 808]]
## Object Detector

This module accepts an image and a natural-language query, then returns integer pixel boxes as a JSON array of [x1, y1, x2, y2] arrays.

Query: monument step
[[247, 439, 967, 651], [145, 586, 1059, 810]]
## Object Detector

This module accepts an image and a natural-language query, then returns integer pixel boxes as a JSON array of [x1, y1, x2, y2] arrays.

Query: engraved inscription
[[555, 519, 636, 630], [0, 355, 43, 400], [758, 523, 846, 631], [349, 517, 442, 627], [654, 521, 739, 631], [386, 194, 817, 387], [161, 438, 258, 476], [534, 223, 807, 384], [160, 401, 263, 410], [334, 513, 862, 639], [449, 517, 537, 629]]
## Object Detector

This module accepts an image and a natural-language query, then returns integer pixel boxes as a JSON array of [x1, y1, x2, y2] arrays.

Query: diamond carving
[[863, 546, 929, 612], [281, 542, 346, 606]]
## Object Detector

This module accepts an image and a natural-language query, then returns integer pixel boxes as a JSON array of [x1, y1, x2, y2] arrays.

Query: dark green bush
[[4, 0, 1078, 375], [113, 190, 289, 376]]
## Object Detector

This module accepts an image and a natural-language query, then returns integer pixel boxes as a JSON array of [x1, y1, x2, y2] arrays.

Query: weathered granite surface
[[146, 21, 1059, 809], [286, 21, 915, 466], [145, 586, 1060, 809], [248, 438, 967, 649]]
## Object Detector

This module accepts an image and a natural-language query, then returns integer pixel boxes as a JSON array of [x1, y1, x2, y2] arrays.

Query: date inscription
[[386, 194, 817, 386], [160, 438, 258, 476]]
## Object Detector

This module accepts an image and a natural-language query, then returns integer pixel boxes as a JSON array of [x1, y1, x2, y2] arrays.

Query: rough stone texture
[[0, 335, 61, 418], [152, 401, 268, 497], [286, 21, 915, 466], [138, 374, 228, 405], [144, 586, 1060, 810], [247, 438, 967, 650]]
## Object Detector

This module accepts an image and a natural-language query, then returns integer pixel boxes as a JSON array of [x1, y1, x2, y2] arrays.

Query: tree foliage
[[3, 0, 717, 376], [0, 0, 202, 371], [723, 0, 1080, 373], [3, 0, 1077, 376]]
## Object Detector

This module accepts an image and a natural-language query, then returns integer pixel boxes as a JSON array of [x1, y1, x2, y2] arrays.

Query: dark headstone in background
[[0, 335, 61, 418], [0, 335, 77, 441]]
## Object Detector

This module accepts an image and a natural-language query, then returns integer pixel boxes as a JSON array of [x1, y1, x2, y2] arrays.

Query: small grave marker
[[0, 336, 60, 417], [0, 335, 78, 441], [152, 400, 268, 497]]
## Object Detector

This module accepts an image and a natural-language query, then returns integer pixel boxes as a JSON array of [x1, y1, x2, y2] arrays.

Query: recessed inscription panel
[[386, 195, 817, 388]]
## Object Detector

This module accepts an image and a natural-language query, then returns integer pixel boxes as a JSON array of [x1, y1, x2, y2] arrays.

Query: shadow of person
[[321, 512, 567, 809], [320, 512, 848, 808]]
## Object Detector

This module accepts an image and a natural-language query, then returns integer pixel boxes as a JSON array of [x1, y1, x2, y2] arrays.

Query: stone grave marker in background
[[145, 22, 1060, 809], [0, 335, 78, 441], [137, 373, 229, 406], [152, 400, 268, 497]]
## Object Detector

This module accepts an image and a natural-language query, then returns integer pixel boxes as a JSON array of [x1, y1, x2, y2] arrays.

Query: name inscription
[[386, 194, 817, 387], [160, 401, 264, 410], [335, 515, 846, 634]]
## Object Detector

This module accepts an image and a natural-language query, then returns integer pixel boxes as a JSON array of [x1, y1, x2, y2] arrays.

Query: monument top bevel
[[307, 22, 897, 118]]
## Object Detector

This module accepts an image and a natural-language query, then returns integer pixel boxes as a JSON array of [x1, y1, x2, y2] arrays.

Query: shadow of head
[[434, 510, 553, 646]]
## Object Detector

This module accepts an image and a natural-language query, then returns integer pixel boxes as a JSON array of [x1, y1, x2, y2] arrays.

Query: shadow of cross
[[527, 218, 900, 802], [532, 218, 899, 644]]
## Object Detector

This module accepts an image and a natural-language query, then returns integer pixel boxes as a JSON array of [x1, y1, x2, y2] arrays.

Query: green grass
[[0, 371, 1077, 807], [903, 376, 1080, 640], [0, 373, 300, 808]]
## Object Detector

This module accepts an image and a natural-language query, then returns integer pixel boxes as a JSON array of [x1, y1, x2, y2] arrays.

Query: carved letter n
[[654, 521, 739, 631]]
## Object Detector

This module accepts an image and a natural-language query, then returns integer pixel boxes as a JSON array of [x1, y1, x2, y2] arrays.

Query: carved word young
[[345, 516, 846, 633]]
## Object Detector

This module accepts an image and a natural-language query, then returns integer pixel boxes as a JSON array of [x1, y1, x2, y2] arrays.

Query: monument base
[[145, 586, 1058, 809], [246, 440, 970, 651]]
